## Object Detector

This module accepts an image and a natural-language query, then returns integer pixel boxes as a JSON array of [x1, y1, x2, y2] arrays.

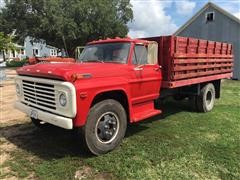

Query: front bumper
[[15, 101, 73, 129]]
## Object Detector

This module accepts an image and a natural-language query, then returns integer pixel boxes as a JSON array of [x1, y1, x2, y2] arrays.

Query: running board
[[131, 101, 162, 122]]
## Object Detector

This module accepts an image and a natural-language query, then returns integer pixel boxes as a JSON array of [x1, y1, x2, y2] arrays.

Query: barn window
[[206, 12, 215, 22]]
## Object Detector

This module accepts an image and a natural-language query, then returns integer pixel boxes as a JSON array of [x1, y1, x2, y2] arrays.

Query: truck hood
[[17, 62, 129, 82]]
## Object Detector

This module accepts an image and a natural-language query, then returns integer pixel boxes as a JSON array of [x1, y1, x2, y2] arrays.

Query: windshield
[[78, 42, 130, 63]]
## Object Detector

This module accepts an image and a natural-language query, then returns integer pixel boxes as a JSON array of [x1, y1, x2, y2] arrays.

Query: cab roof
[[87, 37, 149, 45]]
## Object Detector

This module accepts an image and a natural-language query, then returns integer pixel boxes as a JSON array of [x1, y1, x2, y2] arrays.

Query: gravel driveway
[[0, 68, 27, 126]]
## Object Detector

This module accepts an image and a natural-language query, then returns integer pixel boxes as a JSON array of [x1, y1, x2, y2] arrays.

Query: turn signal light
[[71, 73, 92, 82]]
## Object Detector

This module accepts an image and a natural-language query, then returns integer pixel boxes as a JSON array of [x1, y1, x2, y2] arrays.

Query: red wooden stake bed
[[144, 36, 233, 88]]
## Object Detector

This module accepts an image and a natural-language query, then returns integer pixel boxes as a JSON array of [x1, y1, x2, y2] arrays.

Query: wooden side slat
[[173, 68, 232, 80], [161, 73, 232, 88], [173, 54, 233, 58], [174, 58, 233, 64], [173, 63, 233, 71]]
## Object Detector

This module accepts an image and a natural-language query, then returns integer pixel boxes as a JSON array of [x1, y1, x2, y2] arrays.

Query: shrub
[[6, 58, 28, 67]]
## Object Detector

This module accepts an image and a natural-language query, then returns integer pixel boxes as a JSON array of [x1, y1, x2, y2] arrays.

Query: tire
[[83, 99, 127, 155], [173, 94, 186, 101], [188, 95, 198, 111], [196, 83, 216, 112]]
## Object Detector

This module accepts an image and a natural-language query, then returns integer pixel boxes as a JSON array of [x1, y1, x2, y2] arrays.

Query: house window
[[21, 49, 25, 55], [12, 50, 16, 58], [206, 12, 215, 22], [50, 49, 57, 56], [33, 48, 39, 57]]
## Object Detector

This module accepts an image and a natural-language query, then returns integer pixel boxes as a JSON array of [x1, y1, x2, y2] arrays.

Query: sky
[[0, 0, 3, 8], [0, 0, 239, 38], [128, 0, 240, 38]]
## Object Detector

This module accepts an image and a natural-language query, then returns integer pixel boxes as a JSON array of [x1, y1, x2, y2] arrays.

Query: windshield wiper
[[104, 60, 124, 64], [84, 60, 104, 63]]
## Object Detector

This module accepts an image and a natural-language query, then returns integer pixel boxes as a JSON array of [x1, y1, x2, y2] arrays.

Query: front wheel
[[83, 99, 127, 155]]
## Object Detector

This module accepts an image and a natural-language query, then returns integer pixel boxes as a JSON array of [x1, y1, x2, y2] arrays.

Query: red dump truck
[[15, 36, 233, 155]]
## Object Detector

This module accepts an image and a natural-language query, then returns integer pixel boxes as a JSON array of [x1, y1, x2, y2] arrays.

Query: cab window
[[132, 45, 148, 65]]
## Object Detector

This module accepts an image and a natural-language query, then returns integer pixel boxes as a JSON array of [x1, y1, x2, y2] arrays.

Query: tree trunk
[[2, 50, 6, 62], [62, 35, 69, 57]]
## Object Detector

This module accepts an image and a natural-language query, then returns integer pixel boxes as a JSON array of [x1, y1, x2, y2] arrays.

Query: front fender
[[73, 77, 131, 127]]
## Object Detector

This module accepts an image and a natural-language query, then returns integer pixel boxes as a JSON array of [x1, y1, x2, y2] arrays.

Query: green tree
[[0, 0, 133, 56], [0, 32, 15, 61]]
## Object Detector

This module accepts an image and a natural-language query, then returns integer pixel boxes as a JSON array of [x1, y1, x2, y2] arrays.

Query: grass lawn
[[1, 80, 240, 179]]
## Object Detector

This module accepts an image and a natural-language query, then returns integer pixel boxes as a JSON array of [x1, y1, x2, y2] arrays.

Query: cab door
[[129, 43, 162, 104]]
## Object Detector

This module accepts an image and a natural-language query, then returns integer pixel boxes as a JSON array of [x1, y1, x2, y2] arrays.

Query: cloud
[[212, 0, 240, 19], [234, 12, 240, 19], [175, 0, 196, 15], [210, 1, 240, 20], [128, 0, 178, 38], [0, 0, 4, 8], [214, 1, 239, 13]]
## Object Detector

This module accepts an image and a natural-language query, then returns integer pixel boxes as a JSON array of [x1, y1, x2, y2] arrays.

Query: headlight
[[16, 83, 21, 96], [59, 92, 67, 107]]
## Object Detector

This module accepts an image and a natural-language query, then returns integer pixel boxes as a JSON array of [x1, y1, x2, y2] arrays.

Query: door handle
[[134, 67, 143, 71], [134, 65, 144, 71]]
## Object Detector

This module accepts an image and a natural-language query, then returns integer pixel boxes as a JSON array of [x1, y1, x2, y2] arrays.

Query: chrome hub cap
[[95, 112, 119, 144], [206, 91, 213, 105]]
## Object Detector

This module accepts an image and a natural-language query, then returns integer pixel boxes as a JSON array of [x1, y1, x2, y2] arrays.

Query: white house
[[24, 36, 59, 58], [0, 43, 25, 62]]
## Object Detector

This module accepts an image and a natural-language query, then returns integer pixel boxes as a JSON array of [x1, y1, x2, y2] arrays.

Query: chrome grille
[[22, 80, 56, 110]]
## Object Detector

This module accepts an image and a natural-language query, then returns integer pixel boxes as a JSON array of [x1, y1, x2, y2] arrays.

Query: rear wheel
[[83, 99, 127, 155], [196, 83, 216, 112]]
